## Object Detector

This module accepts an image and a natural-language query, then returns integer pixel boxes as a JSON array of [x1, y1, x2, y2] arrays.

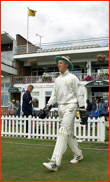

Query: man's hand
[[39, 105, 52, 119], [79, 107, 88, 125], [31, 99, 38, 103]]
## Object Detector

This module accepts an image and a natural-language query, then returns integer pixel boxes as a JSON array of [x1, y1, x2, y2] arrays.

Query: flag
[[28, 9, 36, 16]]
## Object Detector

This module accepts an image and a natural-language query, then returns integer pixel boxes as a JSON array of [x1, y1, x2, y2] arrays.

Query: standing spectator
[[94, 99, 100, 110], [86, 99, 92, 113], [11, 100, 15, 111], [99, 98, 108, 121], [8, 100, 15, 115], [8, 101, 11, 110], [22, 85, 36, 133], [15, 100, 21, 117], [8, 101, 11, 115]]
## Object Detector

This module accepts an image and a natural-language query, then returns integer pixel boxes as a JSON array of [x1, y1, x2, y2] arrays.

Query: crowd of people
[[8, 96, 108, 123], [86, 98, 108, 122]]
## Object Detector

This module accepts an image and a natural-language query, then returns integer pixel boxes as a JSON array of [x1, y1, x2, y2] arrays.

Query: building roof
[[1, 31, 15, 44]]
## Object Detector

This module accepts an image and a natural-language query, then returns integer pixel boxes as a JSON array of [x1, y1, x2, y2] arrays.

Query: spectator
[[8, 100, 15, 115], [86, 99, 92, 112], [32, 108, 37, 117], [94, 99, 100, 110], [8, 101, 11, 115], [37, 109, 43, 117], [89, 106, 100, 125], [15, 100, 21, 117], [8, 101, 11, 110], [22, 85, 37, 133], [11, 100, 15, 111], [99, 98, 108, 121]]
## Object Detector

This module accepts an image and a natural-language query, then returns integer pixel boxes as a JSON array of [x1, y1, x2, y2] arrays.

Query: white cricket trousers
[[51, 103, 82, 166]]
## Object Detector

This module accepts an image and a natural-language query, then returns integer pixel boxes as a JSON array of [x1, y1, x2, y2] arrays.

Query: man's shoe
[[43, 162, 58, 172], [70, 154, 83, 164]]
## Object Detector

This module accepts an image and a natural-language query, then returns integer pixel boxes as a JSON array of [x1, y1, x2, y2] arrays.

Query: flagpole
[[27, 7, 29, 53]]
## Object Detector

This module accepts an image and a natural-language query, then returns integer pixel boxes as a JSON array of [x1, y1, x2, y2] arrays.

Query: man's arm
[[74, 77, 85, 107], [74, 77, 88, 125], [23, 92, 36, 104], [47, 83, 57, 106]]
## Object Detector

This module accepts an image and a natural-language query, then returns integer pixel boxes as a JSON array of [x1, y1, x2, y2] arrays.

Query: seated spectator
[[37, 109, 43, 117], [89, 106, 100, 125]]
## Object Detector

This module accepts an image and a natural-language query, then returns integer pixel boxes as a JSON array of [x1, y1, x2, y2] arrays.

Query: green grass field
[[1, 133, 109, 181]]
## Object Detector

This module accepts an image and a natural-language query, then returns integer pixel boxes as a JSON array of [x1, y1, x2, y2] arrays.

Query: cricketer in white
[[43, 56, 88, 172]]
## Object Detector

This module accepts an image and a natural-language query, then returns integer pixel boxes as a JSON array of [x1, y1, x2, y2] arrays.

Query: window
[[1, 83, 4, 91], [32, 66, 59, 76], [1, 44, 13, 51], [1, 83, 10, 106], [92, 62, 109, 73], [31, 92, 39, 108], [45, 91, 58, 108]]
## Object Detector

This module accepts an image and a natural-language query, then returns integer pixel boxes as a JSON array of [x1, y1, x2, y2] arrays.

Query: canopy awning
[[85, 80, 109, 87], [8, 87, 20, 93]]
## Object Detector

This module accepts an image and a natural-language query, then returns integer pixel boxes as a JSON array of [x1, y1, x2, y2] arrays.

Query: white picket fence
[[1, 115, 106, 142]]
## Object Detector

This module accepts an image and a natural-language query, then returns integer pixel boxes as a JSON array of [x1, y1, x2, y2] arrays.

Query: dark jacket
[[86, 102, 92, 111], [22, 90, 32, 111]]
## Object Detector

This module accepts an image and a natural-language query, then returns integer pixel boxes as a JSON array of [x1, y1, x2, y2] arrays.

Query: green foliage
[[100, 73, 109, 77], [17, 77, 23, 81]]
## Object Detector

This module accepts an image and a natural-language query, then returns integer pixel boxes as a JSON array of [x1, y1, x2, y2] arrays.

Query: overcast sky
[[1, 1, 109, 45]]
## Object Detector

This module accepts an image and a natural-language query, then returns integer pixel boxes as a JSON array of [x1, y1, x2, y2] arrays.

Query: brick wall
[[13, 60, 31, 77], [16, 60, 24, 76], [23, 66, 31, 76], [15, 35, 33, 76], [16, 34, 33, 46]]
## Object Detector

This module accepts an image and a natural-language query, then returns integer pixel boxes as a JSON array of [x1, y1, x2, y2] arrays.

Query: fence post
[[28, 115, 31, 139], [5, 115, 8, 137], [16, 115, 18, 137], [9, 115, 11, 137], [99, 116, 105, 142], [1, 116, 4, 136]]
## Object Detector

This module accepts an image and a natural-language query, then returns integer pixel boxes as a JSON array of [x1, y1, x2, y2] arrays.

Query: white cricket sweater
[[48, 70, 85, 107]]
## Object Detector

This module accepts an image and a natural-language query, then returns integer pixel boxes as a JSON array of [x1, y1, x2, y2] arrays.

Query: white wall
[[1, 72, 10, 82]]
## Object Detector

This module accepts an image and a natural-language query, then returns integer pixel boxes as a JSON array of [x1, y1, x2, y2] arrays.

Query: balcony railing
[[14, 37, 109, 55], [13, 72, 109, 84]]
